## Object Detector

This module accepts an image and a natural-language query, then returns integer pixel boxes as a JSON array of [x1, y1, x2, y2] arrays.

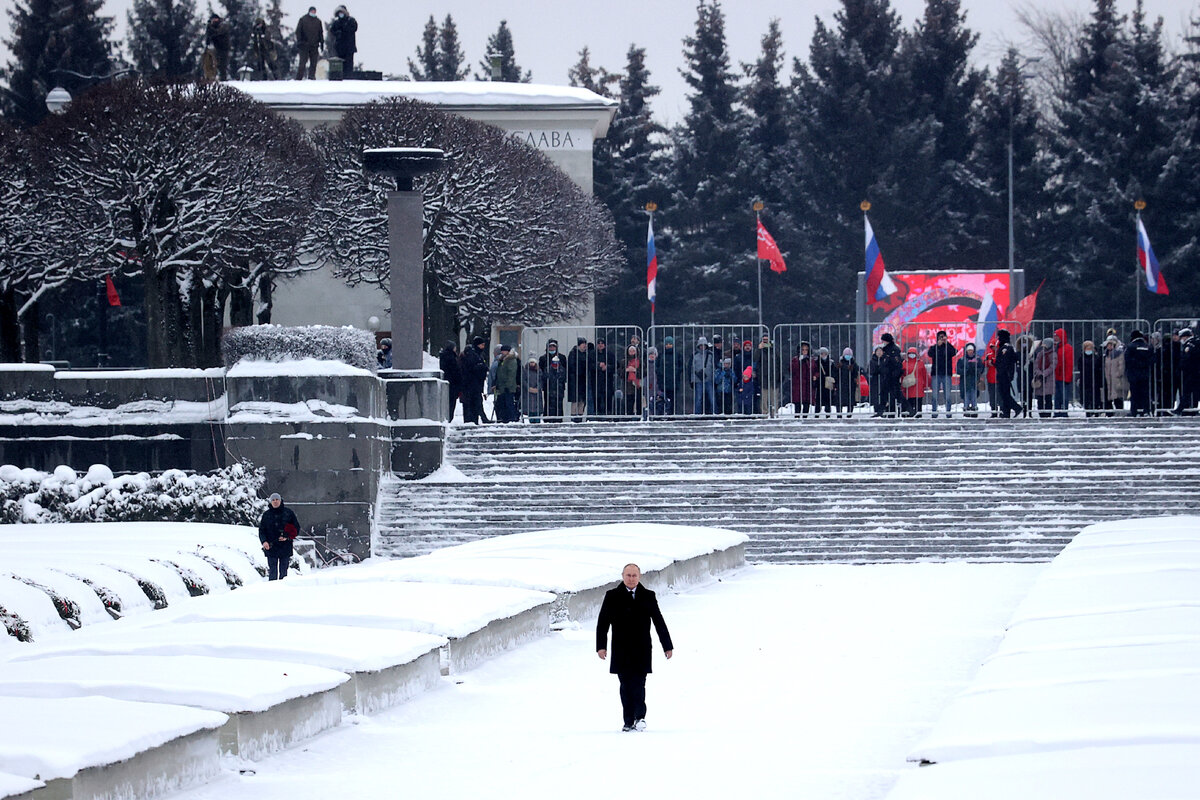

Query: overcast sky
[[1, 0, 1193, 122]]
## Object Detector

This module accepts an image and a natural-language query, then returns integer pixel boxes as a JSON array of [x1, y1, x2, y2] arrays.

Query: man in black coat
[[258, 492, 300, 581], [205, 14, 231, 80], [593, 338, 617, 417], [438, 340, 462, 422], [596, 564, 673, 732], [1175, 328, 1198, 415], [993, 329, 1022, 418], [538, 339, 568, 421], [1124, 330, 1154, 417], [295, 6, 324, 80], [329, 5, 357, 69], [459, 335, 489, 424], [877, 332, 903, 416]]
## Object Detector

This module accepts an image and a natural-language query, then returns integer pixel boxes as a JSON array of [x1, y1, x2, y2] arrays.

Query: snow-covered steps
[[376, 418, 1200, 563], [891, 516, 1200, 799]]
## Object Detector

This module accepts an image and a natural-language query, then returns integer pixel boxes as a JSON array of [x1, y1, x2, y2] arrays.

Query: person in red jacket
[[984, 341, 998, 417], [901, 346, 930, 417], [1053, 327, 1075, 417]]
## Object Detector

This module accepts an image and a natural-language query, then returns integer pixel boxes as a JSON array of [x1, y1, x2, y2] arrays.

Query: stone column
[[363, 148, 446, 371]]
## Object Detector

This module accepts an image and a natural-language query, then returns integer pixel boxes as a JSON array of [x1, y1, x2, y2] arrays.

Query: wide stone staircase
[[375, 418, 1200, 563]]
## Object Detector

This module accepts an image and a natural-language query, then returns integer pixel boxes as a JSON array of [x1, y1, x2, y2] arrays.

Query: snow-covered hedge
[[223, 324, 377, 371], [0, 462, 267, 526]]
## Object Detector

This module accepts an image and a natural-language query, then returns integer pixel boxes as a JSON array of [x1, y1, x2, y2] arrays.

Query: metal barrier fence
[[497, 318, 1191, 422], [646, 324, 770, 416], [518, 325, 645, 421]]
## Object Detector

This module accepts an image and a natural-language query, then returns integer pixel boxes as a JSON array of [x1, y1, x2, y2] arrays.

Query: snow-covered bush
[[8, 576, 81, 629], [222, 324, 377, 371], [0, 461, 267, 526], [1, 605, 31, 642]]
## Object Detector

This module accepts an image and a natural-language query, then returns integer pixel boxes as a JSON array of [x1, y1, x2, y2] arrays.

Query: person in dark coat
[[250, 17, 278, 79], [926, 330, 957, 417], [878, 332, 903, 416], [205, 14, 232, 80], [993, 329, 1022, 418], [1174, 329, 1197, 415], [459, 335, 489, 424], [595, 563, 673, 732], [814, 346, 835, 417], [1077, 340, 1104, 417], [295, 6, 324, 80], [659, 337, 684, 416], [438, 340, 462, 422], [566, 337, 593, 422], [539, 339, 568, 421], [834, 347, 861, 418], [258, 492, 299, 581], [329, 4, 357, 69], [593, 338, 617, 417], [1124, 330, 1154, 417], [867, 346, 884, 414], [376, 337, 392, 369]]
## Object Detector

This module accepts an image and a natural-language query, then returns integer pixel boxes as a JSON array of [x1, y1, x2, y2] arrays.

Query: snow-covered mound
[[893, 515, 1200, 799]]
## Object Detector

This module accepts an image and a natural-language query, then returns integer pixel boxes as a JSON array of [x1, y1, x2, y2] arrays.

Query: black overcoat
[[258, 503, 300, 559], [595, 583, 673, 675]]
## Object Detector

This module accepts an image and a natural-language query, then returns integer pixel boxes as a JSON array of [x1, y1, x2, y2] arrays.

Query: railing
[[483, 319, 1195, 422], [1153, 318, 1199, 414]]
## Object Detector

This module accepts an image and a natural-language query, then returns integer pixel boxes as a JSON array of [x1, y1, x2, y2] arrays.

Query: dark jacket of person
[[595, 583, 673, 675], [879, 341, 903, 385], [329, 7, 357, 62], [1124, 335, 1154, 382], [593, 344, 617, 398], [258, 502, 300, 559], [1078, 347, 1105, 409], [206, 17, 231, 52], [251, 20, 277, 66], [566, 345, 593, 403], [296, 13, 324, 50], [835, 357, 861, 407], [994, 331, 1019, 384], [927, 341, 958, 376], [539, 348, 568, 395], [459, 344, 488, 393], [438, 343, 462, 391]]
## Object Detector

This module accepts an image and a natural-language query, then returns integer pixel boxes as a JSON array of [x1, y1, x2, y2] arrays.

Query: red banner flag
[[1006, 279, 1042, 331], [756, 220, 786, 274], [105, 275, 121, 307]]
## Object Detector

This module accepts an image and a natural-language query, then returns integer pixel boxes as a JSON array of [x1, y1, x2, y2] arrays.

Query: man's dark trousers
[[618, 673, 647, 727], [267, 554, 289, 581]]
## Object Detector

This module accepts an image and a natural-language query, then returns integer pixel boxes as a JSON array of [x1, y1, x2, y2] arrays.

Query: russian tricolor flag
[[864, 216, 897, 303], [975, 292, 1000, 350], [1137, 217, 1168, 295], [647, 217, 658, 310]]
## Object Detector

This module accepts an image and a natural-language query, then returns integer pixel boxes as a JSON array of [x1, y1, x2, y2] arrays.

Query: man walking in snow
[[258, 492, 300, 581], [596, 563, 673, 732]]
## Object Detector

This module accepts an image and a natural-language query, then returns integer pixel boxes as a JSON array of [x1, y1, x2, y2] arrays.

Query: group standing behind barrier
[[435, 321, 1200, 423]]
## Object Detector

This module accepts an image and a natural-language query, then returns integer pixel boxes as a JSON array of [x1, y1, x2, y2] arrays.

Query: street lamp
[[45, 87, 72, 114], [44, 68, 137, 115]]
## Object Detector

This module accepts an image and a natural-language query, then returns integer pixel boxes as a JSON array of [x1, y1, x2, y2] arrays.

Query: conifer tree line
[[575, 0, 1200, 327]]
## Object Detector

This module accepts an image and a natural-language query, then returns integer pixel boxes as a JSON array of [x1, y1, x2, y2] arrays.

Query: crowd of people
[[201, 4, 358, 82], [424, 326, 1199, 423]]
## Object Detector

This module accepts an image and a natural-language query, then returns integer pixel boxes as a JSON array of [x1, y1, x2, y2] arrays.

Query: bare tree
[[1013, 1, 1086, 115], [37, 80, 322, 367], [302, 97, 622, 343]]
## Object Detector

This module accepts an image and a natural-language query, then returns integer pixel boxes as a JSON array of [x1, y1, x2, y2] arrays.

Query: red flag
[[1006, 279, 1043, 331], [757, 220, 786, 274], [105, 275, 121, 307]]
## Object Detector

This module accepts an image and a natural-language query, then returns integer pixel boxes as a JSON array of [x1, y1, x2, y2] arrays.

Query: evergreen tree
[[968, 49, 1050, 291], [593, 45, 669, 327], [264, 0, 293, 78], [1, 0, 113, 127], [789, 0, 908, 318], [567, 46, 617, 96], [1158, 17, 1200, 317], [664, 1, 751, 323], [437, 14, 468, 81], [408, 15, 439, 80], [476, 20, 530, 82], [126, 0, 202, 80], [1044, 0, 1184, 318], [216, 0, 260, 79]]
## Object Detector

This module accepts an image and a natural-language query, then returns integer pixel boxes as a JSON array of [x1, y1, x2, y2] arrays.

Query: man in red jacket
[[1053, 328, 1075, 417]]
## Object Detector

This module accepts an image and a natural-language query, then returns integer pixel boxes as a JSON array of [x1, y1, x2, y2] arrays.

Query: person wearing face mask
[[814, 346, 835, 417], [1077, 339, 1104, 416], [329, 5, 357, 71], [834, 347, 860, 418], [539, 339, 568, 422], [295, 6, 324, 80], [900, 346, 930, 416]]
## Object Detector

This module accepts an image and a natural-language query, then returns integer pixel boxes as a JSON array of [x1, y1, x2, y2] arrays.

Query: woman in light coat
[[1031, 337, 1057, 418], [1102, 335, 1128, 416]]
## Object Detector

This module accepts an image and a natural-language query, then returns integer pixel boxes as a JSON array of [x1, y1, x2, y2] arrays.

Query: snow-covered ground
[[167, 562, 1038, 800]]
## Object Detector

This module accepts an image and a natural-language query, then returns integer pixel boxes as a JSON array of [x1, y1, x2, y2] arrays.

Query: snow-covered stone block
[[222, 325, 376, 372]]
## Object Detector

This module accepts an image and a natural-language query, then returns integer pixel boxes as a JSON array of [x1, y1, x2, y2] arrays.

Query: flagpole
[[753, 201, 765, 332], [1134, 199, 1145, 323]]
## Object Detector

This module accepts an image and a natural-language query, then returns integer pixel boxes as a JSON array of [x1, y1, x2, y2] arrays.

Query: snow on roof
[[11, 620, 447, 674], [228, 79, 617, 110], [225, 358, 373, 377], [0, 654, 349, 714], [0, 695, 226, 782]]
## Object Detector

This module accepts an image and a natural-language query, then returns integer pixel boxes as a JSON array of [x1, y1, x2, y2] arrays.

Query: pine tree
[[126, 0, 202, 80], [263, 0, 292, 78], [1158, 17, 1200, 317], [217, 0, 260, 79], [789, 0, 907, 317], [1, 0, 113, 127], [968, 49, 1050, 290], [592, 45, 669, 327], [476, 20, 530, 82], [408, 15, 438, 80], [568, 46, 617, 96], [664, 1, 751, 323], [1044, 0, 1184, 318], [437, 15, 468, 81]]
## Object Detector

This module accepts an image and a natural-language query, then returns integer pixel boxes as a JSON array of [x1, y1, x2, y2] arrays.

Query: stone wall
[[0, 365, 448, 559]]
